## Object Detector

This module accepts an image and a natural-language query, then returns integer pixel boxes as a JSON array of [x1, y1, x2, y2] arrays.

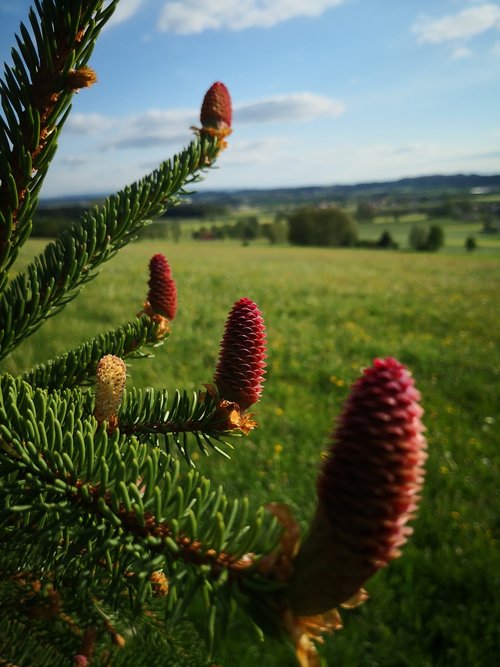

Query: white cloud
[[236, 93, 345, 124], [105, 108, 196, 149], [157, 0, 346, 34], [130, 108, 197, 132], [64, 113, 115, 135], [63, 108, 196, 149], [61, 155, 89, 167], [450, 45, 474, 60], [106, 0, 145, 27], [62, 94, 344, 153], [116, 109, 197, 148], [108, 133, 191, 150], [412, 4, 500, 43], [389, 142, 439, 157], [222, 137, 286, 165]]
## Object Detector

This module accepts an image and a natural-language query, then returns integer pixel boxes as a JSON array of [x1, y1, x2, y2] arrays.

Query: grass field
[[3, 239, 500, 666]]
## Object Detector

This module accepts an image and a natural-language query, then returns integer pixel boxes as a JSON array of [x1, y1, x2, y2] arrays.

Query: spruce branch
[[0, 134, 221, 361], [22, 314, 169, 390], [0, 614, 73, 667], [0, 560, 213, 667], [0, 377, 282, 639], [0, 0, 120, 287], [0, 564, 136, 666], [0, 1, 431, 662], [0, 375, 242, 475], [118, 386, 241, 464], [0, 385, 280, 581]]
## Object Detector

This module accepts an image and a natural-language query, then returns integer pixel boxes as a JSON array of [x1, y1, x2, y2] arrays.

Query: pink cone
[[147, 253, 177, 320], [213, 297, 267, 411], [290, 357, 427, 615]]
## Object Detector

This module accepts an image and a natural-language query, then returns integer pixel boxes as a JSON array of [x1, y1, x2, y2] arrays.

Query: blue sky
[[1, 0, 500, 197]]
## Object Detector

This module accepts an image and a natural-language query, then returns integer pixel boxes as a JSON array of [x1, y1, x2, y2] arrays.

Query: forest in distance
[[34, 173, 500, 254]]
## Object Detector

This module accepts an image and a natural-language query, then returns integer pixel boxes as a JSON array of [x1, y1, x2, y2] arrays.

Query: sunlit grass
[[4, 239, 500, 666]]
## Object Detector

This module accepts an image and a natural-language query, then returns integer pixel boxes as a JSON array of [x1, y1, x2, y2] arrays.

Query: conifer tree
[[0, 2, 427, 665]]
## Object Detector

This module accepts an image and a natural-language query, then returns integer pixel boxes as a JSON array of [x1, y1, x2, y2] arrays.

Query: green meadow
[[3, 238, 499, 666]]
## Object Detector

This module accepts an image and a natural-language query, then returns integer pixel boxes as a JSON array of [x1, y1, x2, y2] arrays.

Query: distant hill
[[40, 173, 500, 210], [190, 174, 500, 208]]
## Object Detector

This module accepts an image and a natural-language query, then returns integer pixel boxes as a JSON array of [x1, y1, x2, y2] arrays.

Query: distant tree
[[426, 224, 444, 251], [261, 223, 274, 243], [429, 198, 454, 218], [262, 212, 290, 245], [220, 223, 234, 237], [457, 198, 473, 218], [32, 206, 83, 237], [160, 202, 228, 218], [287, 205, 357, 247], [481, 210, 499, 233], [288, 208, 315, 245], [233, 216, 259, 242], [32, 215, 69, 237], [206, 224, 221, 239], [409, 225, 428, 251], [261, 218, 288, 245], [273, 218, 289, 244], [409, 224, 444, 251], [377, 230, 397, 249], [192, 226, 216, 240], [465, 235, 477, 252], [355, 201, 376, 224], [138, 220, 170, 240]]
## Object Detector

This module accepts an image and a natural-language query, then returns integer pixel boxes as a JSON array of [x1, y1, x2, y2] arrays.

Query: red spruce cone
[[214, 297, 266, 411], [289, 357, 427, 616], [147, 253, 177, 320], [200, 81, 232, 130]]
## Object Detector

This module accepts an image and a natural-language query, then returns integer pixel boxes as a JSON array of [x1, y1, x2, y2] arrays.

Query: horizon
[[1, 0, 500, 198], [36, 172, 500, 205]]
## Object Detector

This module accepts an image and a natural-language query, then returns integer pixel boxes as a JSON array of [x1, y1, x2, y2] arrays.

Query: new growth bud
[[94, 355, 126, 431], [195, 81, 233, 150], [146, 253, 177, 321], [289, 357, 427, 616], [65, 66, 97, 91], [214, 297, 267, 411], [200, 81, 232, 131]]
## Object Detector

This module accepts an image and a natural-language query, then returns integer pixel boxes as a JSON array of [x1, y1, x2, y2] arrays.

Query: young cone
[[213, 297, 267, 411], [93, 355, 127, 431], [196, 81, 232, 150], [146, 253, 177, 321], [200, 81, 232, 130], [289, 357, 427, 616]]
